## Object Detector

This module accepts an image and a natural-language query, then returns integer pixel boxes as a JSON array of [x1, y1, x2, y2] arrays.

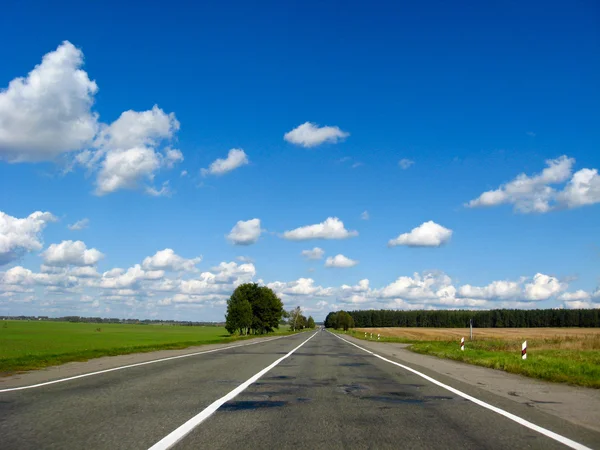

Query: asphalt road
[[1, 330, 598, 449]]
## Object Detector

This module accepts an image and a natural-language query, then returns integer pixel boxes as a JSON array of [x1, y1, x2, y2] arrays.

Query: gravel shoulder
[[342, 334, 600, 434]]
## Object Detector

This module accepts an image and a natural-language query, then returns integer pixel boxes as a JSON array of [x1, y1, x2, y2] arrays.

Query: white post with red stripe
[[522, 341, 527, 360], [460, 337, 465, 351]]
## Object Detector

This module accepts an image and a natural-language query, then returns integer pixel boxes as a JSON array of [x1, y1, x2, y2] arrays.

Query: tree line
[[225, 283, 316, 335], [325, 308, 600, 328]]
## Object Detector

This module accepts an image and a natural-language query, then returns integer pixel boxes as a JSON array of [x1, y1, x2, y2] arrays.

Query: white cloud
[[68, 218, 89, 231], [0, 211, 57, 265], [388, 221, 452, 247], [459, 273, 565, 302], [361, 211, 369, 220], [180, 170, 188, 177], [69, 266, 101, 278], [98, 264, 164, 289], [398, 158, 414, 170], [558, 290, 591, 302], [142, 248, 202, 272], [201, 148, 249, 176], [282, 217, 358, 241], [145, 181, 172, 197], [0, 41, 99, 162], [458, 280, 522, 300], [557, 168, 600, 208], [301, 247, 325, 260], [41, 240, 104, 267], [0, 41, 182, 195], [284, 122, 349, 148], [524, 273, 566, 301], [267, 278, 333, 299], [227, 218, 262, 245], [562, 300, 600, 309], [95, 106, 179, 151], [467, 156, 600, 213], [325, 254, 359, 268], [93, 110, 182, 196]]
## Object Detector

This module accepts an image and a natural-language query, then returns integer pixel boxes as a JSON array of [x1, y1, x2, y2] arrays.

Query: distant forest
[[325, 309, 600, 328]]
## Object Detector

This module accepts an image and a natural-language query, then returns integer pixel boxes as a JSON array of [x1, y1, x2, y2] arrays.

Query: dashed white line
[[0, 334, 295, 393], [330, 331, 591, 450], [148, 331, 319, 450]]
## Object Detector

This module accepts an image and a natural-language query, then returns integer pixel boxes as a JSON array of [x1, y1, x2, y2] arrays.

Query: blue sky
[[1, 0, 599, 321]]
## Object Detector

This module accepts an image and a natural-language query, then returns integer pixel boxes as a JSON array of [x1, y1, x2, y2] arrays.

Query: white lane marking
[[330, 332, 591, 450], [0, 334, 296, 393], [148, 331, 318, 450]]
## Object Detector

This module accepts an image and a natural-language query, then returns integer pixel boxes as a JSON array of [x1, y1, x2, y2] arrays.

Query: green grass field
[[340, 328, 600, 389], [0, 320, 294, 375]]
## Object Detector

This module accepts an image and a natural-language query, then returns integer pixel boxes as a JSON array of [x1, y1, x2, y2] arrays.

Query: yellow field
[[356, 327, 600, 340], [355, 327, 600, 350]]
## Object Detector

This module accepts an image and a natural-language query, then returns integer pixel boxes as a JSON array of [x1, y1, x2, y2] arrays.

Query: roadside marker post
[[377, 334, 380, 340], [370, 333, 373, 339], [522, 341, 527, 360], [460, 337, 465, 351]]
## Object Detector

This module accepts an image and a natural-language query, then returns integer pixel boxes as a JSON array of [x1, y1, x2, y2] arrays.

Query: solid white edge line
[[0, 334, 297, 393], [329, 331, 591, 450], [148, 331, 319, 450]]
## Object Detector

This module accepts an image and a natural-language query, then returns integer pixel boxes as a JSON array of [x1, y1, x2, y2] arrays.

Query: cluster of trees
[[225, 283, 285, 334], [0, 316, 218, 326], [287, 306, 316, 331], [324, 310, 355, 331], [325, 308, 600, 328]]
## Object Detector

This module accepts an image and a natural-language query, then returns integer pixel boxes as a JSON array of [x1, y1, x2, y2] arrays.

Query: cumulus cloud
[[142, 248, 202, 272], [267, 278, 333, 300], [558, 290, 592, 302], [0, 211, 57, 265], [388, 221, 452, 247], [68, 218, 89, 231], [301, 247, 325, 260], [201, 149, 249, 176], [467, 156, 600, 213], [41, 240, 104, 267], [227, 219, 262, 245], [284, 122, 349, 148], [98, 264, 164, 290], [93, 107, 182, 195], [361, 211, 369, 220], [325, 254, 359, 268], [282, 217, 358, 241], [0, 41, 182, 195], [0, 42, 99, 162], [398, 158, 414, 170], [524, 273, 566, 300]]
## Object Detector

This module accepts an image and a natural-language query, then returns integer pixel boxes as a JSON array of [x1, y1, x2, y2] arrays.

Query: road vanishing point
[[1, 330, 599, 449]]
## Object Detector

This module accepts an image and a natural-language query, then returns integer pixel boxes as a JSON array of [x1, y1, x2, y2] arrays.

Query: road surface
[[1, 330, 598, 449]]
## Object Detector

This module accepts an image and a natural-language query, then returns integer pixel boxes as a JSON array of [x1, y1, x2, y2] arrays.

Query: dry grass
[[355, 327, 600, 350]]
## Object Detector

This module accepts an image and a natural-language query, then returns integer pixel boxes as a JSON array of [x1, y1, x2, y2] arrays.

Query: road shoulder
[[340, 333, 600, 434]]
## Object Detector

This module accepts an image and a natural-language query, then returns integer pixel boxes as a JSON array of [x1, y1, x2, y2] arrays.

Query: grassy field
[[346, 327, 600, 388], [0, 320, 294, 375]]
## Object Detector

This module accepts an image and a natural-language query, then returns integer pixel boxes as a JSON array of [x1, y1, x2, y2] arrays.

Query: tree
[[225, 289, 253, 335], [289, 306, 305, 331], [225, 283, 285, 335], [307, 316, 315, 329], [337, 310, 354, 331]]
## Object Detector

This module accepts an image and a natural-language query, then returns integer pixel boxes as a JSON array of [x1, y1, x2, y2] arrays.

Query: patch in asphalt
[[339, 362, 369, 367], [220, 400, 287, 411], [338, 383, 369, 395]]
